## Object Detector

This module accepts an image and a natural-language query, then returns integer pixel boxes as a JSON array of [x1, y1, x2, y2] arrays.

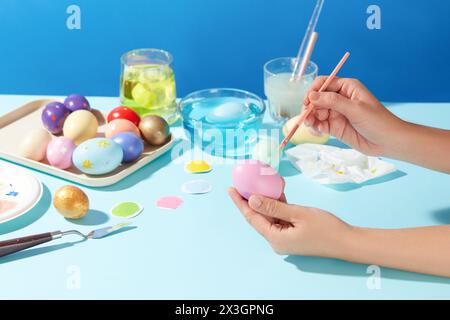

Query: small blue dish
[[178, 88, 266, 157]]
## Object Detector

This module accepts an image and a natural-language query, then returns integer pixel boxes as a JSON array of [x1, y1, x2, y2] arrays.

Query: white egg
[[19, 128, 52, 161], [206, 101, 250, 123]]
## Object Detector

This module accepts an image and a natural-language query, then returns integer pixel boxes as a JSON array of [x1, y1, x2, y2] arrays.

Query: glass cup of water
[[264, 57, 318, 124], [120, 48, 178, 124]]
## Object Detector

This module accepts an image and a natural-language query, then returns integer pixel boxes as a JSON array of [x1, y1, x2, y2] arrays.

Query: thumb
[[248, 195, 300, 223], [309, 91, 358, 119]]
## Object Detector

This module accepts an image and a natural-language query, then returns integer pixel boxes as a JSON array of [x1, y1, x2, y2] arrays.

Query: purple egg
[[111, 132, 144, 163], [64, 94, 90, 112], [41, 102, 71, 134]]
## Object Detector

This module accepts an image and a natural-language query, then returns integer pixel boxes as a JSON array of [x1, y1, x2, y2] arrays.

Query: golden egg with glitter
[[53, 185, 89, 219], [138, 115, 171, 146]]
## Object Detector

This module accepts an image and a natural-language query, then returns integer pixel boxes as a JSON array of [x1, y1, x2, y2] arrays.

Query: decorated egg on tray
[[46, 137, 76, 169], [63, 110, 99, 145], [104, 119, 141, 138], [18, 128, 52, 162], [111, 132, 144, 163], [232, 160, 284, 200], [41, 102, 71, 134], [64, 94, 91, 112], [72, 138, 123, 175], [139, 115, 170, 146], [107, 106, 141, 126]]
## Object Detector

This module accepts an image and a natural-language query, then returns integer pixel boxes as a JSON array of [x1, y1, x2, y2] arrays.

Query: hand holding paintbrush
[[280, 52, 351, 150]]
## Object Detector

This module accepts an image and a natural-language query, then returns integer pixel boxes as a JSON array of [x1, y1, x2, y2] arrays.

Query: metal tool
[[0, 222, 132, 258]]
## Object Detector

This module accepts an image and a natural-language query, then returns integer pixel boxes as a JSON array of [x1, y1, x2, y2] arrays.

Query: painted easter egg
[[63, 110, 99, 145], [46, 137, 76, 169], [64, 94, 91, 112], [232, 160, 284, 200], [41, 102, 71, 134], [72, 138, 123, 175], [107, 106, 141, 126], [18, 128, 52, 161], [251, 137, 281, 169], [104, 119, 141, 138], [111, 132, 144, 163], [53, 185, 89, 219], [139, 115, 170, 146], [283, 116, 329, 145]]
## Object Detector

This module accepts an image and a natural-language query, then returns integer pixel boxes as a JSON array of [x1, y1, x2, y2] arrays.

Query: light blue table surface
[[0, 95, 449, 299]]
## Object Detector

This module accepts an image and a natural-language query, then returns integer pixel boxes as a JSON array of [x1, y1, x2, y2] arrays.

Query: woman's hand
[[228, 188, 353, 258], [304, 77, 450, 172], [304, 77, 406, 157]]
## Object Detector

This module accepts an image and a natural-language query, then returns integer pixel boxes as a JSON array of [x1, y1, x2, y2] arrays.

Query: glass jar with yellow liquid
[[120, 49, 178, 124]]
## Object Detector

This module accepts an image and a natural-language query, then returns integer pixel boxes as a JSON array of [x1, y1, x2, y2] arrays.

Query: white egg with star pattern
[[72, 138, 123, 175]]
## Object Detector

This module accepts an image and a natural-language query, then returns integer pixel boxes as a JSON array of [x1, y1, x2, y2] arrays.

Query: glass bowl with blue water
[[178, 88, 266, 158]]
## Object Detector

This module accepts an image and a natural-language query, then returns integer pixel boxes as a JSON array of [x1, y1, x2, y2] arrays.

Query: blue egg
[[111, 132, 144, 163], [72, 138, 123, 175]]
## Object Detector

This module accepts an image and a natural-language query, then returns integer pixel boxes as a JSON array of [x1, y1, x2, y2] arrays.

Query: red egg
[[107, 106, 141, 126]]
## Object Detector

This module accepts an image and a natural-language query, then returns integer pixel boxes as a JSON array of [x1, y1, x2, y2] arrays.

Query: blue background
[[0, 0, 449, 102]]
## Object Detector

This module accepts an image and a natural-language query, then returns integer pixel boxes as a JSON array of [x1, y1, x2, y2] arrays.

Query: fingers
[[315, 109, 329, 121], [228, 188, 272, 238], [304, 76, 347, 105], [248, 195, 301, 223], [308, 91, 357, 119]]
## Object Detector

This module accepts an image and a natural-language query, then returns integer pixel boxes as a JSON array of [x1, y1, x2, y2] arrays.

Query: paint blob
[[185, 160, 212, 174], [110, 201, 143, 218], [156, 196, 184, 210], [181, 180, 212, 195]]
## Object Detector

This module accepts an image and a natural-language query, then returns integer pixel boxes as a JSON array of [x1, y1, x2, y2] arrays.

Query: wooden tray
[[0, 99, 174, 187]]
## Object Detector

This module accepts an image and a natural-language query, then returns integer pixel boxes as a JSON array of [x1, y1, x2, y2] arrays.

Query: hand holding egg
[[232, 160, 284, 200]]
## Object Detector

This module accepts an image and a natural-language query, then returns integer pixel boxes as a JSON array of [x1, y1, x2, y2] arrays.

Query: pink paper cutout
[[156, 196, 184, 210]]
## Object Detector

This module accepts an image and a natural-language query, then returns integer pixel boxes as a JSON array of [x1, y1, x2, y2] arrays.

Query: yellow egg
[[283, 115, 329, 145], [63, 110, 98, 145], [19, 128, 52, 161], [53, 185, 89, 219]]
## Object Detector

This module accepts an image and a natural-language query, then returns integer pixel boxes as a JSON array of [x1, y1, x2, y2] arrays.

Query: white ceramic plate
[[0, 162, 43, 224]]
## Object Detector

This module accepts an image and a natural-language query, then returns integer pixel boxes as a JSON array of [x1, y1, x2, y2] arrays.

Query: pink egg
[[46, 137, 76, 169], [104, 119, 141, 138], [232, 160, 284, 200]]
